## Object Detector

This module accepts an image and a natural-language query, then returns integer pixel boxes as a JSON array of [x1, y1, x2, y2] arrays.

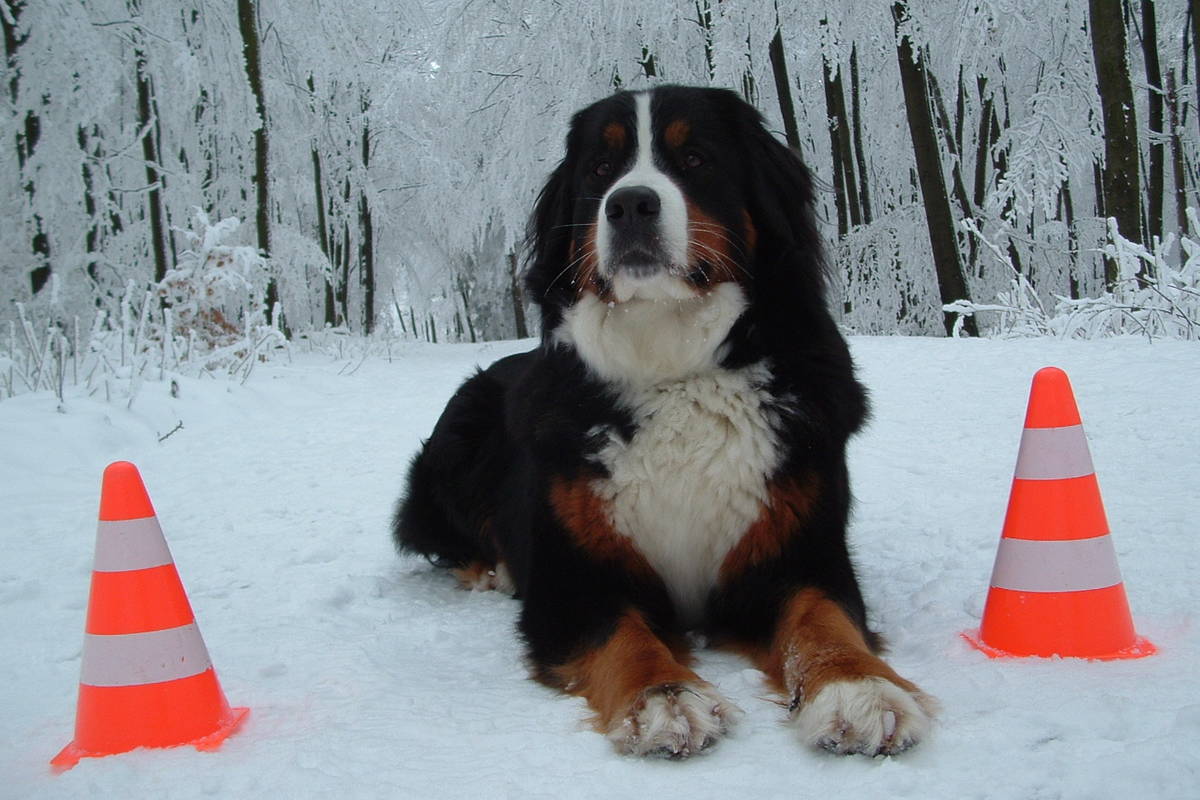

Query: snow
[[2, 336, 1198, 798]]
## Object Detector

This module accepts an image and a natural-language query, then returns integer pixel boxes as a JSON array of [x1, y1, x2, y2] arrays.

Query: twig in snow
[[157, 420, 184, 443]]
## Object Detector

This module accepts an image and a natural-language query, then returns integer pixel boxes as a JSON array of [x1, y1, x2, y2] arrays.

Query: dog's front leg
[[520, 477, 740, 757], [759, 588, 937, 755], [543, 608, 739, 758]]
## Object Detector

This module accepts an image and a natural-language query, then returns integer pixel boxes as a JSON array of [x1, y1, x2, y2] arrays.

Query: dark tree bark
[[1140, 0, 1164, 243], [359, 94, 375, 335], [339, 177, 352, 326], [696, 0, 715, 81], [1192, 0, 1199, 139], [306, 75, 338, 327], [926, 64, 977, 272], [1060, 180, 1081, 298], [5, 1, 52, 294], [1166, 69, 1189, 235], [823, 45, 862, 232], [892, 2, 976, 336], [312, 148, 338, 327], [849, 44, 872, 224], [640, 46, 657, 79], [768, 25, 801, 150], [133, 38, 169, 286], [78, 126, 102, 286], [508, 250, 529, 339], [237, 0, 281, 328], [972, 76, 995, 211], [819, 19, 862, 237], [1089, 0, 1143, 285]]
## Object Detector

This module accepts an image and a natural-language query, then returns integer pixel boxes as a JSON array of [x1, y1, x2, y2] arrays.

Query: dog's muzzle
[[603, 185, 667, 278]]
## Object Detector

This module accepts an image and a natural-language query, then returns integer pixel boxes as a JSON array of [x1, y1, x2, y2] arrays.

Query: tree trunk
[[3, 0, 52, 295], [359, 96, 375, 335], [892, 2, 976, 336], [1166, 69, 1189, 235], [973, 77, 995, 210], [307, 75, 337, 327], [849, 44, 872, 224], [78, 126, 102, 286], [1140, 0, 1164, 244], [340, 176, 352, 326], [1060, 180, 1081, 298], [508, 250, 529, 339], [696, 1, 715, 81], [926, 64, 976, 272], [134, 42, 169, 286], [455, 274, 476, 343], [311, 146, 337, 327], [823, 47, 862, 232], [1192, 0, 1199, 139], [237, 0, 280, 328], [1089, 0, 1143, 286], [768, 25, 801, 150], [823, 48, 849, 238]]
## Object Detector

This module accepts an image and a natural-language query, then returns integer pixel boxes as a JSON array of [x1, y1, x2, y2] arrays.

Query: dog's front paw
[[792, 676, 936, 756], [608, 681, 740, 758], [450, 561, 515, 594]]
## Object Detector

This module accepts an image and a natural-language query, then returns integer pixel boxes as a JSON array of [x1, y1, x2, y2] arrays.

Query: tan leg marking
[[547, 610, 739, 758], [758, 589, 937, 755]]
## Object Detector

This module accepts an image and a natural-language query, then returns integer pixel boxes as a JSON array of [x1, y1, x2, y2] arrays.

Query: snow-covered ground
[[2, 336, 1197, 799]]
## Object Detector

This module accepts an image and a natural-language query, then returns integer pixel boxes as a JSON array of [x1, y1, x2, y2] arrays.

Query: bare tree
[[892, 2, 976, 335], [821, 23, 862, 238], [237, 0, 280, 327], [129, 5, 170, 287], [1139, 0, 1164, 243], [359, 92, 375, 334], [1089, 0, 1143, 285], [768, 24, 801, 150], [4, 1, 51, 294]]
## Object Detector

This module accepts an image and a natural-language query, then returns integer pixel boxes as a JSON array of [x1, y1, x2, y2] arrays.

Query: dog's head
[[526, 85, 828, 382]]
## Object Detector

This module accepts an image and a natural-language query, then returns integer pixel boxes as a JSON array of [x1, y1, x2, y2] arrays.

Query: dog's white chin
[[610, 270, 697, 303], [554, 281, 747, 387]]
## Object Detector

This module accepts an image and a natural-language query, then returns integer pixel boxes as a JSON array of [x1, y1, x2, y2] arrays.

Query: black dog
[[394, 85, 935, 758]]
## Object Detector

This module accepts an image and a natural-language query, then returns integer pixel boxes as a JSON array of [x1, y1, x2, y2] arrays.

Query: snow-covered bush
[[1, 214, 286, 405], [159, 211, 272, 350], [945, 212, 1200, 340]]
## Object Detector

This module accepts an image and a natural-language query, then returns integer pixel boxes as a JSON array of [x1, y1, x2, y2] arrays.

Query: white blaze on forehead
[[595, 91, 689, 284]]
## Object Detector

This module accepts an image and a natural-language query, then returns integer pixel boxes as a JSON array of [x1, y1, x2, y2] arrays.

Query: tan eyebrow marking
[[665, 119, 690, 148], [603, 121, 626, 150]]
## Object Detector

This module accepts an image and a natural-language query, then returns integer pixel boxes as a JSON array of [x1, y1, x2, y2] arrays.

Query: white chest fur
[[589, 364, 783, 626]]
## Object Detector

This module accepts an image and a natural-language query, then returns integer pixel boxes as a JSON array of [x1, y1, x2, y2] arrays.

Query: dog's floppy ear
[[523, 158, 575, 317], [733, 105, 821, 258], [721, 94, 829, 307]]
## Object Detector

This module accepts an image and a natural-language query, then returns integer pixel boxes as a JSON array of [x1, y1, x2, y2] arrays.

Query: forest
[[2, 0, 1198, 389]]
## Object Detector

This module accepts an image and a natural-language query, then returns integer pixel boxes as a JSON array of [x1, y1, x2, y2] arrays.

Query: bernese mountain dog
[[393, 85, 936, 758]]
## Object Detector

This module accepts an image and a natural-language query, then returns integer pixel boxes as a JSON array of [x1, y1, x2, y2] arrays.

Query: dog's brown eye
[[594, 160, 612, 177], [683, 152, 705, 169]]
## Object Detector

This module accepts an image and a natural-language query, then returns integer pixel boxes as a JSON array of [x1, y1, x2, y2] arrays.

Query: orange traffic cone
[[51, 461, 248, 771], [964, 367, 1156, 660]]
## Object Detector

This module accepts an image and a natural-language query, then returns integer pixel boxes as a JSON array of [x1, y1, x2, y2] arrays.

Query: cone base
[[961, 630, 1156, 661], [51, 705, 248, 772]]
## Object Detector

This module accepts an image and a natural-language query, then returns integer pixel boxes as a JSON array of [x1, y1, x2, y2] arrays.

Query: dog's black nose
[[605, 185, 661, 224]]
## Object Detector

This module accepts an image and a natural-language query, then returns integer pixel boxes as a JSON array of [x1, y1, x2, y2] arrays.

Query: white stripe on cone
[[990, 534, 1124, 593], [1014, 425, 1095, 480], [80, 622, 213, 687], [93, 517, 175, 572]]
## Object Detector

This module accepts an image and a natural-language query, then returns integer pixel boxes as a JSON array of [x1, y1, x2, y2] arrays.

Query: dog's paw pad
[[793, 676, 936, 756], [610, 682, 740, 759]]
